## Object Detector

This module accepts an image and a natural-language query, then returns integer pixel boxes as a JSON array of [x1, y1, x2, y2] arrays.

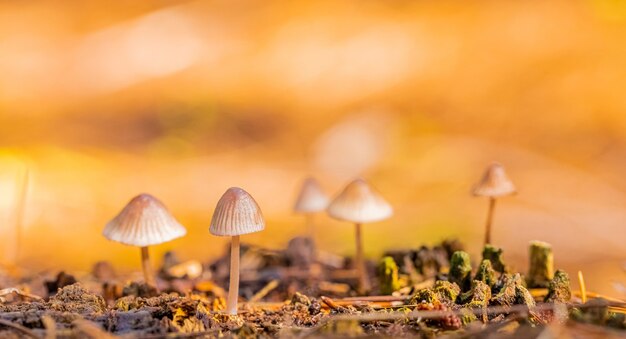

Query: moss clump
[[460, 280, 491, 322], [475, 259, 496, 288], [544, 269, 571, 303], [291, 292, 311, 307], [482, 244, 506, 273], [491, 274, 535, 309], [460, 280, 491, 308], [515, 284, 535, 308], [449, 251, 472, 291], [527, 241, 554, 288], [459, 308, 478, 325], [410, 281, 460, 306], [570, 298, 625, 329], [433, 281, 461, 304], [410, 288, 439, 305], [378, 256, 400, 295]]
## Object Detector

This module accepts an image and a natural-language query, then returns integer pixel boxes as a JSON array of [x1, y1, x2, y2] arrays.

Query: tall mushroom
[[472, 162, 516, 246], [327, 178, 393, 293], [103, 194, 187, 288], [210, 187, 265, 315], [293, 177, 329, 238]]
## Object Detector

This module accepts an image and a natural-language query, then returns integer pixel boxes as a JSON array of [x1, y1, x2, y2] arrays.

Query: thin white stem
[[355, 223, 370, 293], [484, 197, 496, 246], [305, 213, 315, 240], [141, 246, 156, 288], [227, 235, 241, 314]]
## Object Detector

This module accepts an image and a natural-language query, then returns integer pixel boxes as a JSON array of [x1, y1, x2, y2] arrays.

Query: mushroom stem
[[355, 223, 370, 293], [227, 235, 241, 314], [140, 246, 156, 288], [305, 213, 315, 239], [484, 197, 496, 246]]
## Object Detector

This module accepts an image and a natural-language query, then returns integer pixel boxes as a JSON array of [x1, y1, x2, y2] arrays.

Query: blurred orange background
[[0, 1, 625, 296]]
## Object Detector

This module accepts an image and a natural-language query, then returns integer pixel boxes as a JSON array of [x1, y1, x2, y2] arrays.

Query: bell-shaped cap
[[472, 162, 516, 197], [210, 187, 265, 236], [327, 178, 393, 223], [103, 194, 187, 247], [293, 177, 329, 213]]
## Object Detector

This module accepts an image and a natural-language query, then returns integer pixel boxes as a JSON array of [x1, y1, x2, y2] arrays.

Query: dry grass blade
[[579, 270, 588, 303], [572, 291, 624, 303], [320, 296, 341, 310], [248, 279, 279, 303], [0, 287, 43, 302]]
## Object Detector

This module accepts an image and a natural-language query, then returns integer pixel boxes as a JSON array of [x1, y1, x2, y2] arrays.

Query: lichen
[[491, 274, 535, 309], [459, 280, 491, 322], [410, 288, 439, 305], [461, 280, 491, 308], [378, 256, 400, 295], [475, 259, 496, 288], [448, 251, 472, 291], [482, 244, 506, 273], [544, 269, 571, 303], [527, 241, 554, 288], [433, 281, 461, 304], [459, 308, 478, 325]]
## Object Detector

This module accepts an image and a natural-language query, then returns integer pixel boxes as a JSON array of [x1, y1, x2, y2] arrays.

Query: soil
[[0, 238, 623, 338]]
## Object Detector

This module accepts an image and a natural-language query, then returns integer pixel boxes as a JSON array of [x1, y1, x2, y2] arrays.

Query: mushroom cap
[[293, 177, 329, 214], [327, 178, 393, 223], [210, 187, 265, 236], [103, 194, 187, 247], [472, 162, 516, 197]]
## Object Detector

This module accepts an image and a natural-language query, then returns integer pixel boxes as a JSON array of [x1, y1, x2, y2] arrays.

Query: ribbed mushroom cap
[[103, 194, 187, 247], [472, 162, 517, 197], [327, 178, 393, 223], [293, 177, 329, 213], [210, 187, 265, 236]]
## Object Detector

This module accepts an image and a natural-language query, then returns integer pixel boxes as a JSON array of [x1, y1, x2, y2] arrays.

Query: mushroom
[[472, 162, 516, 246], [327, 178, 393, 293], [210, 187, 265, 315], [103, 194, 187, 288], [293, 177, 329, 238]]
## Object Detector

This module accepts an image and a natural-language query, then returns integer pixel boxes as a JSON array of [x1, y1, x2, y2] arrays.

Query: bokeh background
[[0, 1, 625, 296]]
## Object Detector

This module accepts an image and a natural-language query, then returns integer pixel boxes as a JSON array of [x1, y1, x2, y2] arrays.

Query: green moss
[[458, 280, 491, 322], [491, 274, 535, 309], [475, 259, 496, 287], [378, 256, 400, 295], [410, 288, 439, 305], [544, 269, 571, 303], [433, 281, 461, 304], [514, 284, 535, 308], [572, 298, 612, 326], [459, 308, 478, 325], [607, 312, 626, 330], [449, 251, 472, 291], [482, 244, 506, 273], [527, 241, 554, 288]]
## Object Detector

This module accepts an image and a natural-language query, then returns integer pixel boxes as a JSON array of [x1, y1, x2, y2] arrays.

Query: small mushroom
[[103, 194, 187, 288], [327, 178, 393, 293], [472, 162, 516, 246], [293, 177, 329, 238], [210, 187, 265, 314]]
